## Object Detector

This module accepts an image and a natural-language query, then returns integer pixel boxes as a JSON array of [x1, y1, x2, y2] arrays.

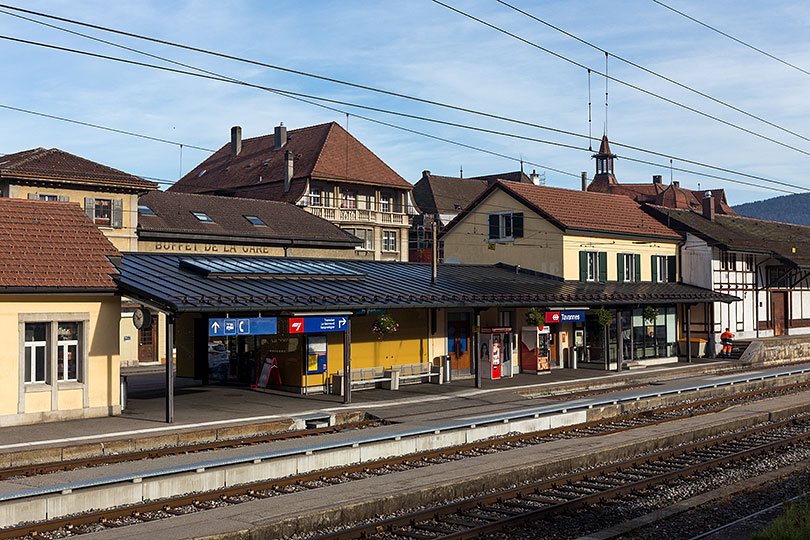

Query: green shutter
[[488, 214, 499, 240], [617, 253, 624, 281], [512, 213, 523, 238], [598, 252, 607, 282], [667, 255, 677, 282], [634, 254, 641, 282], [651, 255, 658, 282], [579, 251, 588, 281]]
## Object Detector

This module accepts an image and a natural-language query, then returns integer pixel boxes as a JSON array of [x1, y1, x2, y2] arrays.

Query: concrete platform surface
[[0, 358, 760, 455]]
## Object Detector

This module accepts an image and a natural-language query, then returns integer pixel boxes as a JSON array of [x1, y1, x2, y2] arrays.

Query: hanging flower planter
[[371, 313, 399, 340], [642, 306, 658, 324], [595, 307, 614, 327], [526, 307, 545, 328]]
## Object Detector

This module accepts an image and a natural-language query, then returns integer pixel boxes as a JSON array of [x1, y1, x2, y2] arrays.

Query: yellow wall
[[441, 190, 564, 276], [10, 184, 139, 252], [346, 310, 429, 370], [0, 295, 121, 426], [562, 236, 679, 281]]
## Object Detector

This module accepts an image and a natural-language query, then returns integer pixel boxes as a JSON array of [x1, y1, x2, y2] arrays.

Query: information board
[[209, 317, 277, 336]]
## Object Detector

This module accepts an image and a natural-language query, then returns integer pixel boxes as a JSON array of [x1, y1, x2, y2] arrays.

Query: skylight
[[138, 204, 155, 215], [244, 215, 266, 226], [191, 211, 214, 223], [196, 169, 207, 178]]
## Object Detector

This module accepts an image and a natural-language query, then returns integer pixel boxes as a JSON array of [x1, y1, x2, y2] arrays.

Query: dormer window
[[192, 211, 214, 223], [245, 215, 266, 227]]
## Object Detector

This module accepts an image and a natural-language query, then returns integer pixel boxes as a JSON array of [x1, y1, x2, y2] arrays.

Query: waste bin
[[443, 355, 452, 382]]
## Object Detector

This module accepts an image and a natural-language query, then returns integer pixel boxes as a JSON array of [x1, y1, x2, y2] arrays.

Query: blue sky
[[2, 1, 810, 205]]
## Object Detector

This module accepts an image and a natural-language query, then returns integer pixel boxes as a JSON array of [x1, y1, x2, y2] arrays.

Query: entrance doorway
[[447, 312, 471, 376], [138, 320, 158, 363], [772, 292, 788, 335]]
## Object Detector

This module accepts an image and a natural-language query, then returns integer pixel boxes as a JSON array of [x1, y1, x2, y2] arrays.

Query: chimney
[[652, 174, 662, 184], [284, 150, 293, 193], [531, 169, 540, 185], [230, 126, 242, 157], [702, 191, 715, 220], [673, 180, 680, 188], [581, 171, 588, 191], [274, 123, 287, 150]]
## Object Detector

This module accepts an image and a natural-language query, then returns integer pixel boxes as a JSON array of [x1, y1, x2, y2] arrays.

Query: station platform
[[0, 359, 744, 458]]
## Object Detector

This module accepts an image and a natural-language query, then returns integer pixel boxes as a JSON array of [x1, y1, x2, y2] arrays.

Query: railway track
[[3, 378, 810, 539], [4, 373, 810, 482], [306, 416, 810, 540]]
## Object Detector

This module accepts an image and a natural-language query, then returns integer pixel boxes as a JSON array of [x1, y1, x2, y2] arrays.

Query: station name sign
[[209, 317, 278, 336], [544, 310, 585, 323], [289, 316, 348, 333]]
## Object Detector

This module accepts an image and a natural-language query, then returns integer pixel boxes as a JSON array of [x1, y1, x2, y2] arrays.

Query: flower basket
[[371, 313, 399, 340], [595, 307, 613, 327], [525, 307, 545, 328], [642, 306, 658, 324]]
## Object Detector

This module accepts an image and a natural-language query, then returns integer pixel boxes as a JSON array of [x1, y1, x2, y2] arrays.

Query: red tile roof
[[451, 181, 681, 239], [0, 148, 157, 191], [170, 122, 411, 200], [0, 199, 120, 289]]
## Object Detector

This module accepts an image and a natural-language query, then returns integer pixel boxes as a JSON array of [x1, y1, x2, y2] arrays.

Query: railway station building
[[0, 198, 122, 426]]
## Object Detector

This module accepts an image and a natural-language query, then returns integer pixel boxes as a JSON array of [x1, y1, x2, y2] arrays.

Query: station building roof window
[[191, 211, 214, 223]]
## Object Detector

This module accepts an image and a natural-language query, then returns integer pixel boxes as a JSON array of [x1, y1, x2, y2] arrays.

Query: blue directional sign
[[289, 316, 348, 333], [209, 317, 277, 336]]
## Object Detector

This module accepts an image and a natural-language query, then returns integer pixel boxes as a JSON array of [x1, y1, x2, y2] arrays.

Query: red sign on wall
[[545, 311, 560, 323], [288, 318, 304, 333]]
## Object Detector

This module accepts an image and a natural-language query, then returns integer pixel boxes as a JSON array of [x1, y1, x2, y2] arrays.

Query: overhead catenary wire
[[496, 0, 810, 146], [0, 3, 807, 192], [0, 34, 803, 195], [651, 0, 810, 79], [430, 0, 810, 159]]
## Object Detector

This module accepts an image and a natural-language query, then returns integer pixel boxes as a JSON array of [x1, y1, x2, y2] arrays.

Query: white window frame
[[488, 211, 515, 242], [380, 194, 391, 213], [57, 322, 80, 382], [309, 188, 322, 207], [586, 251, 599, 282], [382, 230, 398, 252], [656, 255, 668, 283], [341, 190, 357, 209], [622, 253, 635, 282], [95, 198, 112, 226], [24, 323, 47, 384]]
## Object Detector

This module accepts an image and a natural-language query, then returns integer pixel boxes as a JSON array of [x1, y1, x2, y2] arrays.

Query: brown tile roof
[[442, 181, 681, 240], [588, 178, 736, 215], [0, 199, 119, 289], [170, 122, 411, 200], [0, 148, 157, 191], [646, 205, 810, 267], [412, 170, 533, 216], [138, 191, 359, 247]]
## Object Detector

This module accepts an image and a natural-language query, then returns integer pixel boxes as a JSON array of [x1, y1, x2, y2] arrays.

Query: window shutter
[[112, 199, 124, 229], [667, 255, 677, 282], [651, 255, 658, 282], [598, 252, 607, 282], [579, 251, 588, 281], [512, 213, 523, 238], [27, 192, 38, 200], [58, 195, 69, 202], [634, 254, 641, 282], [84, 197, 95, 220], [616, 253, 624, 281], [488, 214, 499, 240]]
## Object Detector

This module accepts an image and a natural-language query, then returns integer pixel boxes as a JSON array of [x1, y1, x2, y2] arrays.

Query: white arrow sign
[[211, 321, 221, 332]]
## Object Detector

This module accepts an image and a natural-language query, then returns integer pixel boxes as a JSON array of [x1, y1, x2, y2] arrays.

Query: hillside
[[733, 194, 810, 226]]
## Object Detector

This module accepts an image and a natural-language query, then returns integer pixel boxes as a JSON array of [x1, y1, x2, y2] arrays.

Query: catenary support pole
[[616, 310, 623, 372], [343, 319, 352, 404], [686, 304, 692, 363], [165, 314, 175, 423], [474, 309, 481, 389]]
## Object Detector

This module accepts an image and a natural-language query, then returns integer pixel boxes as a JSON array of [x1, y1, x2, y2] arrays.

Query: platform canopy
[[115, 253, 738, 314]]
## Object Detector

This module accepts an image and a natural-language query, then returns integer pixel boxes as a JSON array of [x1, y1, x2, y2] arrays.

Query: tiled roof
[[0, 148, 157, 190], [0, 199, 119, 289], [489, 181, 682, 239], [588, 178, 736, 215], [169, 122, 411, 200], [117, 254, 736, 313], [138, 191, 359, 247], [646, 206, 810, 267], [412, 170, 533, 217]]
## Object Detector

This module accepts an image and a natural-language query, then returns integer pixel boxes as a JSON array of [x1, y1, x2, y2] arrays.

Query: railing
[[309, 206, 406, 225]]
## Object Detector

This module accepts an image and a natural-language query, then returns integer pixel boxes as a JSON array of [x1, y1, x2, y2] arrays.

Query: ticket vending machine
[[480, 328, 513, 379], [520, 326, 551, 373]]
